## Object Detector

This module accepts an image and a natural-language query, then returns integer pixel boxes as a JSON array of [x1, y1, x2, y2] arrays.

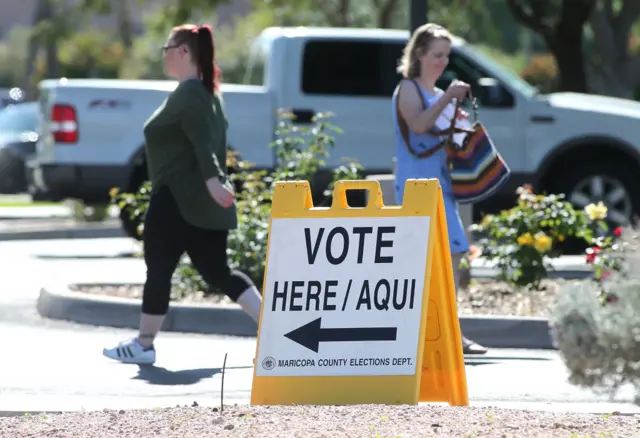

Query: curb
[[37, 283, 554, 349], [459, 315, 554, 350], [37, 283, 258, 337], [472, 269, 592, 281]]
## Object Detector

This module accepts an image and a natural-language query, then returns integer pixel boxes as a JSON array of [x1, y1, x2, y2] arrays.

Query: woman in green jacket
[[103, 24, 262, 365]]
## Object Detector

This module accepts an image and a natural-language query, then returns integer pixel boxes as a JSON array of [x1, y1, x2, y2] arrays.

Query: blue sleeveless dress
[[392, 83, 470, 255]]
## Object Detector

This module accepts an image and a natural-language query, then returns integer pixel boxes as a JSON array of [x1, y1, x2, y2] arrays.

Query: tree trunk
[[505, 0, 595, 94], [24, 0, 53, 98], [586, 61, 636, 99], [587, 0, 640, 98], [376, 0, 399, 28], [548, 37, 588, 93], [45, 43, 58, 79], [116, 0, 133, 52]]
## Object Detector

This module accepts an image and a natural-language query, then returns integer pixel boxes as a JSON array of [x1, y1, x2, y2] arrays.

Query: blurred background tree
[[0, 0, 638, 98], [507, 0, 640, 98]]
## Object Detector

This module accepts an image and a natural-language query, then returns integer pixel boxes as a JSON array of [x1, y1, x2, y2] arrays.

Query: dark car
[[0, 101, 38, 193]]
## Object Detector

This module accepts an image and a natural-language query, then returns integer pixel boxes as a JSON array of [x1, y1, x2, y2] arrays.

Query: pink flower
[[605, 294, 618, 304], [585, 246, 601, 264]]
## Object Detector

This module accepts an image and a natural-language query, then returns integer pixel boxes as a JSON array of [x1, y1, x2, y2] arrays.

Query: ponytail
[[195, 25, 221, 94]]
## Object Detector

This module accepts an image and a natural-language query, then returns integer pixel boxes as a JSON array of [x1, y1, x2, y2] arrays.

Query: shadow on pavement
[[133, 364, 252, 386], [132, 354, 549, 386]]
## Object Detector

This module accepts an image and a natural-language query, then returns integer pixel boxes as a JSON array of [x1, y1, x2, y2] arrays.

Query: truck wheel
[[547, 158, 640, 243], [0, 152, 26, 194]]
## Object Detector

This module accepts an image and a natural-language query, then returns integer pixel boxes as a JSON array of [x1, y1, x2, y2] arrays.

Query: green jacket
[[143, 79, 237, 230]]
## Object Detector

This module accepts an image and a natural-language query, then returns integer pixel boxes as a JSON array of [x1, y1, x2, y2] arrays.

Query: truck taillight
[[51, 104, 78, 143]]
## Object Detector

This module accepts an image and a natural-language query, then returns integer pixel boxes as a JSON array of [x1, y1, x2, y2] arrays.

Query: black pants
[[141, 186, 253, 315]]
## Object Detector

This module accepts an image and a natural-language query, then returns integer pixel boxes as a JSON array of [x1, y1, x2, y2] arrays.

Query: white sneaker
[[103, 338, 156, 365]]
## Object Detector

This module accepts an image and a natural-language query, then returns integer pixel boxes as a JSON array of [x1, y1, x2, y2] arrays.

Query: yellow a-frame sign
[[251, 178, 468, 406]]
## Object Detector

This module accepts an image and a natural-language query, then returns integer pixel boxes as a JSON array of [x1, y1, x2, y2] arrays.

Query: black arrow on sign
[[283, 317, 398, 353]]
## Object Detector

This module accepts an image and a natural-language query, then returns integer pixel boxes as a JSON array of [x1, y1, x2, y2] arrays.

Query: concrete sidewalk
[[1, 322, 637, 415], [0, 204, 123, 240]]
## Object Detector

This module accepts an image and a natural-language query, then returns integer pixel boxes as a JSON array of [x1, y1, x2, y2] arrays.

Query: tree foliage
[[143, 0, 232, 34], [506, 0, 595, 93], [507, 0, 640, 97], [252, 0, 490, 37]]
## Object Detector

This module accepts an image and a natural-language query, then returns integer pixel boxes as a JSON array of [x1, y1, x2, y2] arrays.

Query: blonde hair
[[397, 23, 453, 78]]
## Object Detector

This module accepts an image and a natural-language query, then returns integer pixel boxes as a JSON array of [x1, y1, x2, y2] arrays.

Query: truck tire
[[551, 159, 640, 228], [546, 157, 640, 253], [0, 152, 26, 194]]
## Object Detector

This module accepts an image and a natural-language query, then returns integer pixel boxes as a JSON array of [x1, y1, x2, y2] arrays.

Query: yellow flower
[[517, 232, 534, 246], [556, 234, 565, 242], [584, 202, 607, 220], [534, 232, 553, 253]]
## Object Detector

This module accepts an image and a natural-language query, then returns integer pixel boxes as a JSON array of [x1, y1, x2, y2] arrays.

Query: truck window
[[301, 40, 405, 97], [436, 52, 515, 108]]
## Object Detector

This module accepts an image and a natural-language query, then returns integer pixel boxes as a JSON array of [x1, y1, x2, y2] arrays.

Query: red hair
[[171, 23, 221, 93]]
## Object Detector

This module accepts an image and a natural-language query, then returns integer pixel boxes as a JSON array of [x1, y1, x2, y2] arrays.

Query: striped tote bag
[[395, 80, 511, 204], [444, 95, 511, 204]]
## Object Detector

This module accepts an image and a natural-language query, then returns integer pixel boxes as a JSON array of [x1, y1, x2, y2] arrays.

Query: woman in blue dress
[[392, 23, 487, 355]]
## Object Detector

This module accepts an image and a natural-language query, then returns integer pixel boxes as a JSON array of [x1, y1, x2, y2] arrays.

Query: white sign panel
[[255, 216, 431, 377]]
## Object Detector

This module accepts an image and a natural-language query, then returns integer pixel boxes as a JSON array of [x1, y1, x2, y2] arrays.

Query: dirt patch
[[71, 278, 577, 317], [1, 405, 637, 437], [457, 278, 571, 317]]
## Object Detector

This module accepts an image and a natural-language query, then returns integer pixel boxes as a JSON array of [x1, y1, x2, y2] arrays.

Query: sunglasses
[[161, 44, 180, 54]]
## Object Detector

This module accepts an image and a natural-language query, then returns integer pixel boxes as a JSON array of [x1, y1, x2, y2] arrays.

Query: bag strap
[[395, 79, 472, 159], [443, 90, 479, 150]]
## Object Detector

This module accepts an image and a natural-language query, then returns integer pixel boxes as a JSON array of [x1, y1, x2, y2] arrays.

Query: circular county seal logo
[[262, 356, 276, 370]]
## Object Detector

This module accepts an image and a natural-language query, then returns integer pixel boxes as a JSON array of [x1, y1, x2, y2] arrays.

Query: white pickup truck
[[27, 26, 640, 235]]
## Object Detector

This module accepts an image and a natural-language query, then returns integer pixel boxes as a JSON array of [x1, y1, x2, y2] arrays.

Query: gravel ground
[[1, 405, 637, 437], [72, 278, 573, 317]]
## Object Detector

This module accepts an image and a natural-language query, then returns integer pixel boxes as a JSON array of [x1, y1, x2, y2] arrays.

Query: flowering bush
[[470, 185, 608, 289], [584, 222, 638, 306], [585, 224, 623, 281], [550, 227, 640, 402]]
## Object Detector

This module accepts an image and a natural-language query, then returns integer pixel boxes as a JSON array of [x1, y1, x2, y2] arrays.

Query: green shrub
[[470, 185, 608, 289], [550, 226, 640, 402], [110, 111, 362, 299], [0, 26, 31, 88]]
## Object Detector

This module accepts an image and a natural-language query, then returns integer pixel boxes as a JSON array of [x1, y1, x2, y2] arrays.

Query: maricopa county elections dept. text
[[264, 356, 414, 370]]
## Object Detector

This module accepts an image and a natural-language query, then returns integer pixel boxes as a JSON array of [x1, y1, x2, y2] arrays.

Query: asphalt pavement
[[0, 237, 638, 415]]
